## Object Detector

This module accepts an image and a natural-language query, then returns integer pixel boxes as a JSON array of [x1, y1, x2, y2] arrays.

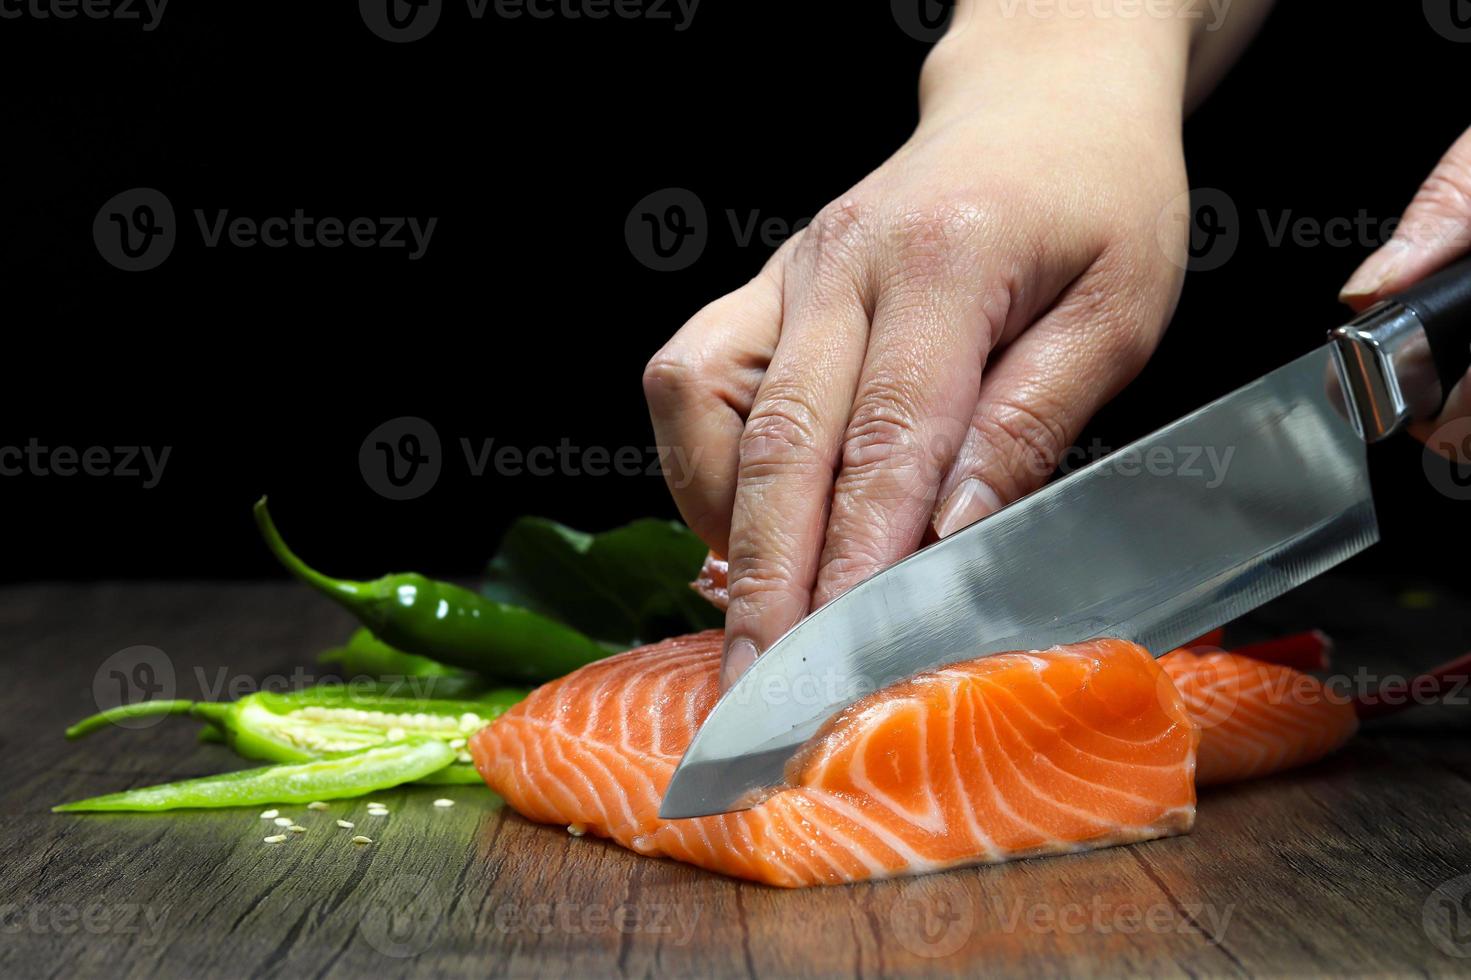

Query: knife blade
[[660, 258, 1471, 820]]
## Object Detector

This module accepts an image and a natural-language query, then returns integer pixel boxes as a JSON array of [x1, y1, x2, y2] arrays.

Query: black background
[[1, 2, 1466, 592]]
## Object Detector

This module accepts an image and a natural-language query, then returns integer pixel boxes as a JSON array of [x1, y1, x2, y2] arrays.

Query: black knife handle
[[1391, 255, 1471, 410]]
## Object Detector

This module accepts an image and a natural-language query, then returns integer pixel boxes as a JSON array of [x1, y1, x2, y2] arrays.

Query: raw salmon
[[472, 632, 1199, 887], [1159, 647, 1358, 786]]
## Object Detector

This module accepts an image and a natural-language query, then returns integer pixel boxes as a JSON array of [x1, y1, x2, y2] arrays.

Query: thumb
[[1341, 127, 1471, 311]]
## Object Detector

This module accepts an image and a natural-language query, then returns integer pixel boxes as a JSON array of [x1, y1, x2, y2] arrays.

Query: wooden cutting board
[[3, 578, 1469, 977]]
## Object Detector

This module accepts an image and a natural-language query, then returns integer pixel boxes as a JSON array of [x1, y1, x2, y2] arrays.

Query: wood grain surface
[[3, 578, 1470, 978]]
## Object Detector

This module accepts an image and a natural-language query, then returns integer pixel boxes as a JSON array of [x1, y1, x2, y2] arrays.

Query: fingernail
[[1340, 246, 1405, 303], [933, 478, 1003, 539], [721, 637, 759, 690]]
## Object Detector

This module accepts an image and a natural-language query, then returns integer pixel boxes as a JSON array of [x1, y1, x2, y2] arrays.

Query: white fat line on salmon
[[989, 896, 1234, 939], [995, 0, 1231, 32], [193, 210, 436, 261]]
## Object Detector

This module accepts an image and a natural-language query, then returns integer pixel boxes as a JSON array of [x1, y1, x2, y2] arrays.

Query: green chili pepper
[[317, 628, 483, 700], [53, 738, 455, 812], [64, 684, 524, 785], [254, 497, 615, 682]]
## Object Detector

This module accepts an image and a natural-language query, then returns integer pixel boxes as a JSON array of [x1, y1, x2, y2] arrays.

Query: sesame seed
[[365, 801, 383, 808], [567, 824, 587, 837], [367, 807, 388, 816], [307, 801, 328, 811], [260, 809, 279, 819], [336, 819, 355, 829], [263, 834, 287, 844], [273, 817, 292, 827], [287, 825, 307, 834], [351, 836, 373, 845], [433, 799, 454, 808]]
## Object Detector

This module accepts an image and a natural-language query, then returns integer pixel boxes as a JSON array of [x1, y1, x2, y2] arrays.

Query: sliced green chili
[[254, 497, 615, 682], [53, 738, 455, 812], [64, 684, 524, 784]]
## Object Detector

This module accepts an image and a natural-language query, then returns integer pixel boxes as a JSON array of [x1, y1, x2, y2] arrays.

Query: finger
[[643, 261, 783, 553], [1409, 371, 1471, 452], [932, 259, 1167, 536], [721, 211, 874, 689], [1341, 126, 1471, 311], [811, 210, 1074, 608]]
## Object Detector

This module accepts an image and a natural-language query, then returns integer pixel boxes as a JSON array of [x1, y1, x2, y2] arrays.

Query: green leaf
[[482, 517, 721, 647]]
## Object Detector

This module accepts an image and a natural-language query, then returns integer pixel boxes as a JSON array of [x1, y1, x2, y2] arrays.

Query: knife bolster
[[1330, 302, 1441, 442]]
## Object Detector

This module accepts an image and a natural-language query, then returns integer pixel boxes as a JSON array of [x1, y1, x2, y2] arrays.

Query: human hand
[[646, 11, 1210, 690], [1341, 126, 1471, 447]]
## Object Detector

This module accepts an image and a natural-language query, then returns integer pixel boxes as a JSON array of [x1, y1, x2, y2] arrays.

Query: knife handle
[[1331, 256, 1471, 441], [1393, 255, 1471, 405]]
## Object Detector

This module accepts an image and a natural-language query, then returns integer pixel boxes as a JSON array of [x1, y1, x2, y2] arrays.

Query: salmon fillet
[[1159, 647, 1358, 786], [471, 632, 1198, 886]]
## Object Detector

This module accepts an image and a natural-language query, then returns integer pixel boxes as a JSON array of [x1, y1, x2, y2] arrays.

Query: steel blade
[[660, 346, 1377, 819]]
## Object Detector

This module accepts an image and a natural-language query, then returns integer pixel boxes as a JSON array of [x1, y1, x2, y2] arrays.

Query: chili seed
[[260, 809, 280, 819], [567, 824, 587, 837], [351, 836, 373, 845], [263, 834, 288, 844], [307, 801, 328, 811], [336, 819, 355, 829], [288, 825, 307, 834], [273, 817, 292, 827], [433, 799, 454, 808]]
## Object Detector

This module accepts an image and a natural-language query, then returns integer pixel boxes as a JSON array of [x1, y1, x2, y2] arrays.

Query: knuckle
[[725, 553, 800, 607], [885, 203, 989, 284], [642, 342, 704, 410], [739, 400, 826, 475], [1407, 162, 1471, 247], [795, 198, 874, 286], [971, 397, 1069, 491], [841, 388, 925, 476]]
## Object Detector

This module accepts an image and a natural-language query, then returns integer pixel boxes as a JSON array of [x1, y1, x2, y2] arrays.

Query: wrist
[[918, 0, 1194, 130]]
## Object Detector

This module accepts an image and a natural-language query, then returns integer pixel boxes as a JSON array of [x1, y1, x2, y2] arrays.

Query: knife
[[660, 258, 1471, 820]]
